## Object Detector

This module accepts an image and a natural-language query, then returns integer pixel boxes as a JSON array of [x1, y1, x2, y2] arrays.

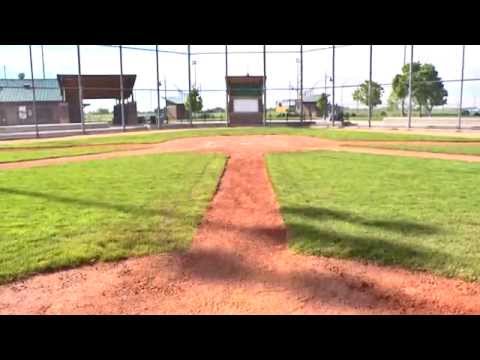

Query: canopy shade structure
[[226, 76, 265, 97], [226, 75, 265, 126], [57, 74, 136, 99], [57, 74, 137, 124]]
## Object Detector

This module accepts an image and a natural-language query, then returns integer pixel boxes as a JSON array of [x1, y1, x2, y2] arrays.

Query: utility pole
[[225, 45, 229, 126], [458, 45, 466, 131], [187, 45, 192, 126], [119, 45, 125, 132], [402, 45, 406, 116], [331, 45, 336, 125], [156, 45, 161, 128], [324, 73, 327, 95], [164, 77, 168, 124], [29, 45, 39, 138], [296, 58, 300, 101], [407, 45, 414, 129], [300, 45, 304, 124], [77, 45, 85, 134], [41, 45, 46, 79], [368, 45, 373, 128], [192, 60, 197, 88], [3, 65, 6, 79], [263, 45, 267, 126], [323, 75, 328, 120]]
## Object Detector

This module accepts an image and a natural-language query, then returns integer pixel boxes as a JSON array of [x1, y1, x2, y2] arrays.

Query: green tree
[[414, 64, 448, 116], [392, 62, 447, 117], [316, 93, 329, 119], [352, 80, 384, 108], [185, 88, 203, 116], [387, 91, 399, 112], [18, 73, 25, 80], [97, 108, 110, 114]]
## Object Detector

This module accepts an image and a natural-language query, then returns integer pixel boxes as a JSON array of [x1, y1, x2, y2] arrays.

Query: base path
[[1, 135, 480, 314]]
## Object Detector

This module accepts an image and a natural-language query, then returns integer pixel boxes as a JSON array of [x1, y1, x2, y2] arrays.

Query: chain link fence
[[1, 45, 479, 139]]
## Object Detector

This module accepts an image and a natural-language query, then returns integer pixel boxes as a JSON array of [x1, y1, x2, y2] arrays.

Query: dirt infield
[[1, 135, 480, 314], [2, 136, 480, 171]]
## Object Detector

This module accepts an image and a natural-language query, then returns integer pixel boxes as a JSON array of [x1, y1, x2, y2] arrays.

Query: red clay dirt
[[2, 136, 480, 171], [1, 135, 480, 314]]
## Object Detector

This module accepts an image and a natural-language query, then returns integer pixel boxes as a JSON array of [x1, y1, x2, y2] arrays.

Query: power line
[[5, 76, 479, 97], [95, 44, 356, 56]]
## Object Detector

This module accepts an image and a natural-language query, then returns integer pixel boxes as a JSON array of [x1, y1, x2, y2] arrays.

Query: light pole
[[341, 83, 344, 106], [458, 45, 466, 131], [324, 73, 327, 95], [407, 45, 414, 129], [296, 58, 300, 100], [41, 45, 46, 79], [29, 45, 39, 138], [192, 60, 197, 88]]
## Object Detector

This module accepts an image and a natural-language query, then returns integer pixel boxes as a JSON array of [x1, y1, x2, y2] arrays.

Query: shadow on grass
[[282, 206, 440, 235], [0, 187, 177, 218], [277, 206, 454, 274]]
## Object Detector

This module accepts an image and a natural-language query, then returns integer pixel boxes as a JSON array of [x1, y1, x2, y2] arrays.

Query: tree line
[[316, 62, 448, 117]]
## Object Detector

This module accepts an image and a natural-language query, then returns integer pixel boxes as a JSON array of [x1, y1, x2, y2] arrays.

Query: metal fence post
[[156, 45, 161, 128], [331, 45, 335, 125], [41, 45, 46, 79], [28, 45, 39, 138], [119, 45, 125, 132], [225, 45, 229, 127], [300, 45, 304, 124], [458, 45, 466, 131], [263, 45, 267, 126], [368, 45, 373, 128], [188, 45, 192, 126], [407, 45, 414, 129], [77, 45, 85, 134], [164, 77, 168, 124]]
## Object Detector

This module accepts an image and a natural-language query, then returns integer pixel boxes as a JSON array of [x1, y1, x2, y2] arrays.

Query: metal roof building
[[0, 79, 62, 103]]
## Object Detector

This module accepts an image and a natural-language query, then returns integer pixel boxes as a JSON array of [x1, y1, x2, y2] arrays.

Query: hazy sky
[[1, 45, 479, 111]]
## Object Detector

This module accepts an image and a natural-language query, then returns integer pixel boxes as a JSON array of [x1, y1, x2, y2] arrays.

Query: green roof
[[0, 79, 62, 103], [229, 85, 263, 97]]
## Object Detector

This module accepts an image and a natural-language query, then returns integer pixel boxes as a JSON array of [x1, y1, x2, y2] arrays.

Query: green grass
[[3, 127, 480, 150], [85, 113, 112, 123], [0, 145, 127, 163], [362, 143, 480, 156], [267, 151, 480, 281], [0, 153, 226, 283], [1, 126, 480, 164]]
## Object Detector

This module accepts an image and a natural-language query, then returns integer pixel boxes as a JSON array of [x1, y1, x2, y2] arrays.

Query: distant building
[[57, 74, 137, 126], [165, 97, 187, 121], [295, 94, 322, 118], [0, 74, 138, 126], [0, 79, 69, 126], [226, 75, 265, 126]]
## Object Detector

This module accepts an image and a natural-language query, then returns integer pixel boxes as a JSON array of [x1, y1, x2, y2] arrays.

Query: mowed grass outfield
[[267, 151, 480, 281], [0, 144, 127, 163], [362, 142, 480, 156], [0, 153, 226, 283], [2, 127, 480, 163]]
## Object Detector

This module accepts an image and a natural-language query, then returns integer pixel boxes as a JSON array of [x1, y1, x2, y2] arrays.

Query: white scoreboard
[[233, 98, 259, 113]]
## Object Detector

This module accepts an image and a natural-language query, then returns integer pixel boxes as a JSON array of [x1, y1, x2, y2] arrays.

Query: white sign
[[233, 98, 258, 113], [18, 106, 27, 120]]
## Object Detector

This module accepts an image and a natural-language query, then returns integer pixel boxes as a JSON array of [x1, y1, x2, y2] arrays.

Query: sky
[[1, 45, 479, 112]]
